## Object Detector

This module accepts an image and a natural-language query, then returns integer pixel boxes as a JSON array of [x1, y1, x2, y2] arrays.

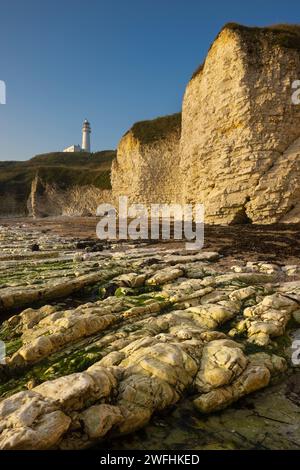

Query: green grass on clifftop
[[224, 23, 300, 50], [0, 150, 116, 194], [28, 150, 114, 169], [128, 113, 181, 144]]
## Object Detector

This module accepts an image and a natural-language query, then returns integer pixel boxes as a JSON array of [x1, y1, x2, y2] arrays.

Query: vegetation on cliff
[[127, 112, 181, 144], [0, 151, 115, 191], [224, 23, 300, 50], [191, 23, 300, 81], [0, 151, 116, 214]]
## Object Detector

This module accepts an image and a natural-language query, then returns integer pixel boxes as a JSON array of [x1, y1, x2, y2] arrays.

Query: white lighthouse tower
[[82, 119, 91, 152]]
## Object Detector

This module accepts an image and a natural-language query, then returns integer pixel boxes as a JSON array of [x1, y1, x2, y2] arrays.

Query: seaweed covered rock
[[0, 225, 299, 449]]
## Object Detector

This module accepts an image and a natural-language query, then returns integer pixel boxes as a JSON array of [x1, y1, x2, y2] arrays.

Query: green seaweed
[[5, 338, 23, 356], [127, 113, 181, 144], [244, 342, 267, 355]]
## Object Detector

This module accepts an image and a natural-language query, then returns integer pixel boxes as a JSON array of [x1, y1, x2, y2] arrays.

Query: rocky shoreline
[[0, 221, 300, 449]]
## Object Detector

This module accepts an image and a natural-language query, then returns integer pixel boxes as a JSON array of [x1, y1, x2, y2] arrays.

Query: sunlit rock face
[[111, 113, 182, 205], [181, 24, 300, 224], [28, 175, 113, 217], [112, 24, 300, 224]]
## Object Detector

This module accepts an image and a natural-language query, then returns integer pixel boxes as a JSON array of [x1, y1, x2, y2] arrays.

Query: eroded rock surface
[[0, 225, 299, 449]]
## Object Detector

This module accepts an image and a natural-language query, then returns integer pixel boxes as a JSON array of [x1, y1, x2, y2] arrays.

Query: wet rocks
[[80, 404, 123, 440], [193, 361, 271, 414], [230, 293, 299, 345], [146, 267, 184, 286], [194, 339, 248, 393], [193, 351, 287, 414], [0, 391, 71, 450], [34, 366, 117, 411], [185, 303, 238, 329], [0, 225, 300, 449]]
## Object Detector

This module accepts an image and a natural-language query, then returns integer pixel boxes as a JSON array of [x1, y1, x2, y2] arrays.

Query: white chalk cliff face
[[112, 24, 300, 224], [28, 176, 113, 217], [111, 114, 182, 205]]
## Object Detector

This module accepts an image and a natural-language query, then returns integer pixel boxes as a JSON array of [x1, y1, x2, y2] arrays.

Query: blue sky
[[1, 0, 300, 161]]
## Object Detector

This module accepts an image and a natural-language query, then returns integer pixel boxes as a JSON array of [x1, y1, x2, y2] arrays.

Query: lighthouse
[[82, 119, 91, 152], [63, 119, 92, 153]]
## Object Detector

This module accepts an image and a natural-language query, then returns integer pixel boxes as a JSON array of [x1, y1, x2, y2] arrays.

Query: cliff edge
[[0, 151, 115, 217], [112, 23, 300, 224], [111, 113, 182, 204]]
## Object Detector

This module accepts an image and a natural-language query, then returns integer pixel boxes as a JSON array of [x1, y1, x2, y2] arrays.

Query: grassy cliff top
[[128, 113, 181, 144], [27, 150, 115, 168], [191, 23, 300, 81], [0, 150, 116, 197], [224, 23, 300, 49]]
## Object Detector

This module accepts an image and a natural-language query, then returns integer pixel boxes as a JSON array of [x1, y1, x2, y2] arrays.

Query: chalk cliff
[[28, 175, 113, 217], [112, 24, 300, 224], [2, 24, 300, 224], [111, 113, 181, 205]]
